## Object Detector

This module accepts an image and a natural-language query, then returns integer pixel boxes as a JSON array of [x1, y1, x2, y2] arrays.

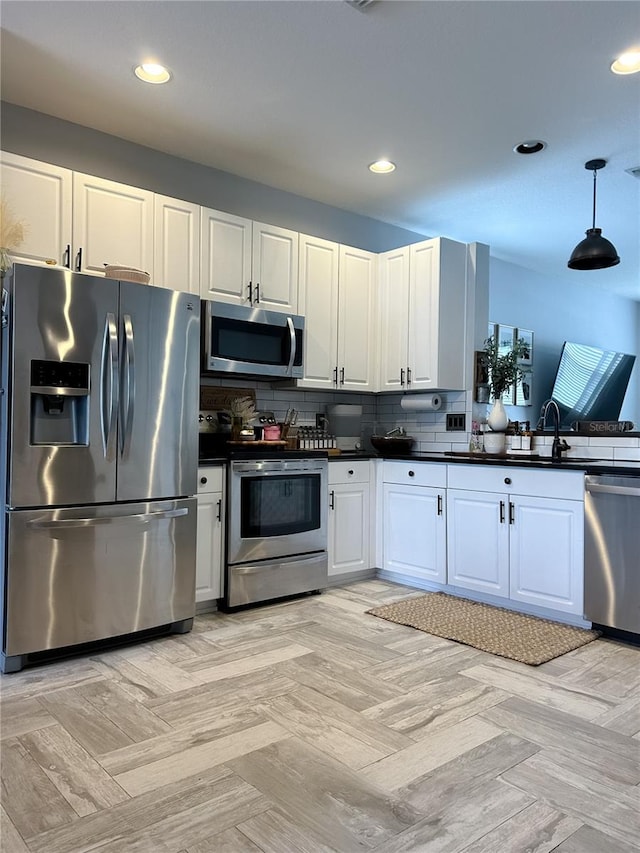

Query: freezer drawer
[[3, 498, 196, 661]]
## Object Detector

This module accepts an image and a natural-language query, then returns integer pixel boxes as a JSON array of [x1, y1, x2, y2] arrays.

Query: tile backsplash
[[200, 377, 638, 458]]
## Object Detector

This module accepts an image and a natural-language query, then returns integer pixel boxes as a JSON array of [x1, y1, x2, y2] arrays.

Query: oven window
[[213, 317, 302, 367], [241, 473, 321, 538]]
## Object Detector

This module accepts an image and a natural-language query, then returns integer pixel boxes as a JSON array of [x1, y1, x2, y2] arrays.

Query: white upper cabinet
[[378, 237, 468, 391], [252, 222, 298, 313], [0, 151, 73, 267], [73, 173, 154, 276], [298, 239, 377, 391], [337, 245, 378, 391], [297, 234, 340, 389], [200, 208, 252, 304], [200, 209, 298, 313], [153, 194, 200, 294], [379, 246, 411, 391]]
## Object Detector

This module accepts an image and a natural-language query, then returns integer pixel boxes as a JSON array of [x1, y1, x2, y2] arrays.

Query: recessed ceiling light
[[134, 63, 172, 84], [611, 50, 640, 75], [513, 140, 547, 155], [369, 159, 396, 174]]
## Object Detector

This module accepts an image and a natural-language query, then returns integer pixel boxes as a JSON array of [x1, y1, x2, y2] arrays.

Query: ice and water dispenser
[[30, 359, 90, 445]]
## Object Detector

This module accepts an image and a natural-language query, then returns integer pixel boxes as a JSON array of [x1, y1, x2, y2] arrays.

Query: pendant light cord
[[591, 167, 597, 229]]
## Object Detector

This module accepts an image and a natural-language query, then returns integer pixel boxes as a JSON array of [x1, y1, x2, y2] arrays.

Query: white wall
[[490, 258, 639, 428]]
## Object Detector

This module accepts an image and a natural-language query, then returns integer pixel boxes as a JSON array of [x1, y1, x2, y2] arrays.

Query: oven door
[[228, 459, 328, 564], [203, 301, 304, 378]]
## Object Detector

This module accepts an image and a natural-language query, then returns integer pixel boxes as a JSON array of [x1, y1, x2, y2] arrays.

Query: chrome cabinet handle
[[63, 244, 71, 268], [75, 247, 82, 271], [400, 368, 405, 386], [499, 500, 505, 523], [407, 367, 412, 385], [247, 281, 253, 304], [339, 367, 345, 385], [509, 501, 515, 524], [437, 494, 443, 515], [329, 489, 335, 510], [217, 499, 222, 521], [333, 367, 338, 386], [254, 282, 260, 303]]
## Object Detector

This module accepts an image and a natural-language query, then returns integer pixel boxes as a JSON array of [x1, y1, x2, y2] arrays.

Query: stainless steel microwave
[[202, 301, 304, 379]]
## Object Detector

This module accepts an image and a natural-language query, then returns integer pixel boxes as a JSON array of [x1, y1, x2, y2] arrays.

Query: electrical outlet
[[446, 413, 466, 431]]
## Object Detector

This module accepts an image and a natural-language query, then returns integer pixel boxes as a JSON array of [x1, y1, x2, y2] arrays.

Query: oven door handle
[[285, 316, 296, 376], [232, 552, 326, 573]]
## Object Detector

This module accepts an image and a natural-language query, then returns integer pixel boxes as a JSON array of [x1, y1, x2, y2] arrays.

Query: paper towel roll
[[400, 394, 442, 412]]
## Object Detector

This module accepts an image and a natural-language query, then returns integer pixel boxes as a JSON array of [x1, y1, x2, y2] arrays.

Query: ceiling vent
[[345, 0, 379, 11], [625, 166, 640, 180]]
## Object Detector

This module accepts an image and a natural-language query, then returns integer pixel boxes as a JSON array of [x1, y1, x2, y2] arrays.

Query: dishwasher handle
[[586, 482, 640, 498], [585, 474, 640, 498]]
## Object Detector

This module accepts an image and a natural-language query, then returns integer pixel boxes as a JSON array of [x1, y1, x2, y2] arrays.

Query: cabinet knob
[[200, 476, 208, 485], [504, 477, 512, 485], [408, 470, 415, 477], [348, 469, 354, 475]]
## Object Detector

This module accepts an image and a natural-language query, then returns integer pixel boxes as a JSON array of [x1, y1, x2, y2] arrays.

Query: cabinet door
[[447, 488, 509, 597], [408, 238, 467, 390], [297, 234, 340, 389], [328, 482, 370, 577], [252, 222, 298, 313], [408, 239, 439, 389], [200, 208, 251, 304], [196, 490, 223, 602], [73, 173, 154, 276], [509, 495, 584, 615], [154, 194, 200, 293], [337, 245, 377, 391], [383, 483, 446, 584], [0, 152, 72, 267], [378, 247, 410, 391]]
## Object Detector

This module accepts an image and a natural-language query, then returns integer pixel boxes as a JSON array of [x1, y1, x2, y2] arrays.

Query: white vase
[[487, 398, 508, 432]]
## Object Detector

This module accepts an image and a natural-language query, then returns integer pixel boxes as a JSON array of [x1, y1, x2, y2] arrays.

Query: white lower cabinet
[[446, 465, 584, 616], [381, 462, 447, 585], [196, 466, 225, 603], [328, 461, 371, 579]]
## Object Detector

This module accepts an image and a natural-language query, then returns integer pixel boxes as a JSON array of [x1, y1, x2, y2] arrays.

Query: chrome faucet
[[538, 399, 571, 461]]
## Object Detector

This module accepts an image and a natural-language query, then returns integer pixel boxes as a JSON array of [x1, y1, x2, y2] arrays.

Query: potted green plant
[[481, 334, 530, 451]]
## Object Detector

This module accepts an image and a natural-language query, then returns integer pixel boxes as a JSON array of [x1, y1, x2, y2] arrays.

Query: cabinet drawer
[[383, 461, 447, 488], [328, 460, 370, 485], [446, 464, 583, 501], [197, 466, 225, 494]]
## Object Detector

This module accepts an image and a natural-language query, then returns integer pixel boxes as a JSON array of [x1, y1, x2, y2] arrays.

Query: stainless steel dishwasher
[[584, 473, 640, 636]]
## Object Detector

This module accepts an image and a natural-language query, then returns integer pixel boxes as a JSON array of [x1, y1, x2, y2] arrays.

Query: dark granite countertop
[[198, 450, 640, 475], [368, 450, 640, 476]]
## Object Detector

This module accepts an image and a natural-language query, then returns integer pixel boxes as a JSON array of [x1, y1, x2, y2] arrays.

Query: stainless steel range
[[225, 452, 328, 608]]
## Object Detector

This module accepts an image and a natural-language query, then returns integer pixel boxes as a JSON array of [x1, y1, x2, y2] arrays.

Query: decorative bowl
[[104, 265, 151, 284], [370, 435, 415, 455]]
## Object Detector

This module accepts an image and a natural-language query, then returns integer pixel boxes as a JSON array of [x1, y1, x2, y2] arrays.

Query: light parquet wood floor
[[1, 580, 639, 853]]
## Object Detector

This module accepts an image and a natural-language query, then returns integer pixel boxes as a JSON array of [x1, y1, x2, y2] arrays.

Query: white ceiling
[[1, 0, 639, 299]]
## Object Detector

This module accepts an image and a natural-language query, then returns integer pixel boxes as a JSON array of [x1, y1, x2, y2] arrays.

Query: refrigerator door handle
[[120, 313, 136, 456], [101, 312, 119, 458], [26, 507, 189, 529]]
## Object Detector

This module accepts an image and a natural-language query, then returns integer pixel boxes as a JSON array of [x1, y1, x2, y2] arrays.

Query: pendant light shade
[[568, 159, 620, 270]]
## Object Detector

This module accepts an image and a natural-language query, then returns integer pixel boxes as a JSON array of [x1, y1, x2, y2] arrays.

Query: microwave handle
[[286, 316, 296, 375]]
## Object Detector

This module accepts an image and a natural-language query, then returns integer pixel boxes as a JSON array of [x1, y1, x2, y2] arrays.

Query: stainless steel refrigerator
[[0, 264, 200, 672]]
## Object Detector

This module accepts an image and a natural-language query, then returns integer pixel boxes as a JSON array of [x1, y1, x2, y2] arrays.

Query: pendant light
[[568, 159, 620, 270]]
